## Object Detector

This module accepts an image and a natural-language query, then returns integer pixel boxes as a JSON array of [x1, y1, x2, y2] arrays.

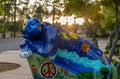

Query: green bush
[[6, 20, 23, 32], [118, 69, 120, 79], [0, 23, 4, 33], [112, 58, 118, 66], [105, 40, 120, 56]]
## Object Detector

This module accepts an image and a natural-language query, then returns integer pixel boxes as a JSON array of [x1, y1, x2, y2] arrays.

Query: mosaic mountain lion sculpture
[[20, 15, 117, 79]]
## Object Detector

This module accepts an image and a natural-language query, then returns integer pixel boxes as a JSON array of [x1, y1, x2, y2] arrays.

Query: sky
[[29, 0, 35, 5], [26, 0, 85, 25]]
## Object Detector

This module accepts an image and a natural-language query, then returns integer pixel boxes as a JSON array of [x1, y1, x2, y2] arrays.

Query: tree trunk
[[13, 0, 16, 37], [52, 5, 55, 24], [109, 30, 113, 48], [84, 18, 99, 48], [109, 33, 120, 60], [92, 35, 98, 48], [2, 2, 7, 38], [109, 1, 119, 61], [117, 60, 120, 69]]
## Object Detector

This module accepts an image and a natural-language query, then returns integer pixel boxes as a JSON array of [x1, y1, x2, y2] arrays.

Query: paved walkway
[[0, 50, 33, 79]]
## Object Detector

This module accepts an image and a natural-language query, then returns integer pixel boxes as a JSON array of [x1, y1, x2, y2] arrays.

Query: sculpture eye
[[31, 24, 35, 26]]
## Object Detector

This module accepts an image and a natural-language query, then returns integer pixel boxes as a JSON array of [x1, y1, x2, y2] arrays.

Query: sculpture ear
[[26, 14, 31, 20], [34, 18, 40, 23]]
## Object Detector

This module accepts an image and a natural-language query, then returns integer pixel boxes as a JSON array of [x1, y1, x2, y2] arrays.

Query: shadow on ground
[[0, 62, 21, 72]]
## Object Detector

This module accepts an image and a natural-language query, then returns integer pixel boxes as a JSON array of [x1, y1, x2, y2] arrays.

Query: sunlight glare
[[43, 17, 53, 24], [76, 18, 85, 25], [59, 16, 67, 25], [67, 15, 74, 25], [29, 0, 35, 5], [43, 16, 85, 26]]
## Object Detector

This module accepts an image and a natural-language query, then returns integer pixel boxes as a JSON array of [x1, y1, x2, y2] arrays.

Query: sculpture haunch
[[20, 15, 118, 79]]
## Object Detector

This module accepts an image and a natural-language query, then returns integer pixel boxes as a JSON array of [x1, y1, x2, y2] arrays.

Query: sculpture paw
[[20, 51, 33, 58]]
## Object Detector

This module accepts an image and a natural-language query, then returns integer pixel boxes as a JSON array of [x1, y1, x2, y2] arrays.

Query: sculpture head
[[22, 15, 45, 39]]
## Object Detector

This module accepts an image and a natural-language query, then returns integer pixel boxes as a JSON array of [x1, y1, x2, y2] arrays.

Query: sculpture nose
[[38, 27, 42, 31]]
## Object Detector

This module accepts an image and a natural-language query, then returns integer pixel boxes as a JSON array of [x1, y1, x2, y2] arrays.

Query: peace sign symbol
[[40, 61, 56, 78]]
